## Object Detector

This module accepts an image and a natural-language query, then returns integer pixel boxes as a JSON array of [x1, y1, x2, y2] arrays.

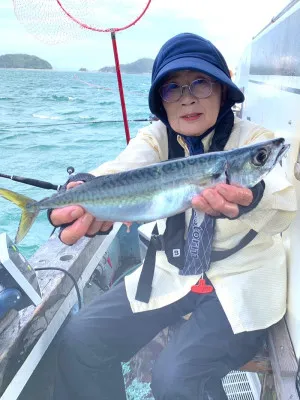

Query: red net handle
[[111, 31, 131, 144], [56, 0, 152, 32], [55, 0, 152, 144]]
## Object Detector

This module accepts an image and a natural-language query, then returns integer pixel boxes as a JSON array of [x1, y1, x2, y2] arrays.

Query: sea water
[[0, 69, 151, 258]]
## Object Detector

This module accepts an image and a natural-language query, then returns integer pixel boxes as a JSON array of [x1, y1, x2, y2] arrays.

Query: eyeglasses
[[159, 78, 216, 103]]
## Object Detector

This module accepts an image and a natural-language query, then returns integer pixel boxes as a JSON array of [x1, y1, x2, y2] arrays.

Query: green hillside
[[0, 54, 52, 69], [99, 58, 154, 74]]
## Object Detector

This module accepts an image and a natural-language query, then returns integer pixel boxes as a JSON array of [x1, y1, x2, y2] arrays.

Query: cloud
[[0, 3, 12, 9], [150, 0, 288, 20], [1, 0, 291, 69]]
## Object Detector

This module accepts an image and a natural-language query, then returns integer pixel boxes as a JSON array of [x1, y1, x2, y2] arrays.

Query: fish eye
[[252, 148, 269, 166]]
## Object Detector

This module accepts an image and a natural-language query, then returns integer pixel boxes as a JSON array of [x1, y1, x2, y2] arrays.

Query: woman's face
[[161, 70, 222, 136]]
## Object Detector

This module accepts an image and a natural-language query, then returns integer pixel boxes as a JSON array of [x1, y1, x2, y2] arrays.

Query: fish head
[[226, 138, 289, 187]]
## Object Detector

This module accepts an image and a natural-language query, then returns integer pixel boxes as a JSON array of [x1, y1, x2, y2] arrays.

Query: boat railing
[[0, 223, 123, 400], [252, 0, 300, 40]]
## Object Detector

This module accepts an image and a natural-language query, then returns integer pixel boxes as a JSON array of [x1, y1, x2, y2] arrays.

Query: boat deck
[[0, 223, 298, 399]]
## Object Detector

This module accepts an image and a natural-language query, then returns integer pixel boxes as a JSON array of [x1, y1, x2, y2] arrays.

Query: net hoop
[[55, 0, 152, 32]]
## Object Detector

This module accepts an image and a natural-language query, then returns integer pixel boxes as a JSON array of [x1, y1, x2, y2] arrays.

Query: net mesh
[[13, 0, 151, 44]]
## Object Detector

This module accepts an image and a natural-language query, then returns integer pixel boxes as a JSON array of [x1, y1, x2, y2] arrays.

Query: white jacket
[[91, 117, 297, 334]]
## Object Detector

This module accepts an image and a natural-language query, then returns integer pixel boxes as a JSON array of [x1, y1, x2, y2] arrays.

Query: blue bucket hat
[[149, 33, 244, 121]]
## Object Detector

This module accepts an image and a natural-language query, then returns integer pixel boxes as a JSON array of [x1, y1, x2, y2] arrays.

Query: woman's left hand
[[192, 183, 253, 218]]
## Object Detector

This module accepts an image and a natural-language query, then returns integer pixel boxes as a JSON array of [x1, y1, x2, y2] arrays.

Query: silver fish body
[[0, 137, 289, 243], [32, 137, 287, 222], [34, 155, 226, 222]]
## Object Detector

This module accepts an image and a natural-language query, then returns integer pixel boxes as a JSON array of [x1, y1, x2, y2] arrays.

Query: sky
[[0, 0, 290, 71]]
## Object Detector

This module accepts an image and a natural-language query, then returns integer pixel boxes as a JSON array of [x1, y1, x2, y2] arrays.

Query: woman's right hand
[[49, 181, 113, 245]]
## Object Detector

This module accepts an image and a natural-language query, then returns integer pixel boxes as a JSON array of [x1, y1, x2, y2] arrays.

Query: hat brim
[[149, 57, 244, 116]]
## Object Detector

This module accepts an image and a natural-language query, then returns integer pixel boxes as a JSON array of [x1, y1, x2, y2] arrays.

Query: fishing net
[[13, 0, 152, 143], [13, 0, 152, 44]]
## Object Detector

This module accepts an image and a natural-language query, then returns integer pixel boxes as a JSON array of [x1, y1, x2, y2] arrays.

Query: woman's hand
[[192, 183, 253, 218], [50, 181, 113, 245]]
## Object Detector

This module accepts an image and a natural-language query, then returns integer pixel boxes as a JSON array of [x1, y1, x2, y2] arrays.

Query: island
[[99, 58, 154, 74], [79, 68, 88, 72], [0, 54, 52, 69]]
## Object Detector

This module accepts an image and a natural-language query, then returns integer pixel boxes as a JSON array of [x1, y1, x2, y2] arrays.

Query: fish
[[0, 137, 289, 244]]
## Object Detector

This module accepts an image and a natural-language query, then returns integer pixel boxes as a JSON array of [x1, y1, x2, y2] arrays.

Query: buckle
[[151, 234, 164, 251]]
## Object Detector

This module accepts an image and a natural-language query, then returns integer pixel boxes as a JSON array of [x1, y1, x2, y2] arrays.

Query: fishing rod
[[5, 118, 155, 130], [0, 167, 75, 190], [0, 173, 59, 190]]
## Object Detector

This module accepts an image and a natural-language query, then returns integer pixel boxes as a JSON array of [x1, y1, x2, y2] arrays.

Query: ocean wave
[[51, 95, 71, 102], [50, 95, 85, 103], [61, 110, 81, 116], [32, 114, 62, 120], [0, 132, 32, 142], [0, 96, 13, 101], [25, 144, 60, 151], [79, 115, 94, 120], [74, 137, 115, 143], [98, 101, 116, 106]]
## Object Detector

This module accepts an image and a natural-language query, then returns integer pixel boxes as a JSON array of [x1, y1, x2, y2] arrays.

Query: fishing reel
[[0, 233, 42, 320]]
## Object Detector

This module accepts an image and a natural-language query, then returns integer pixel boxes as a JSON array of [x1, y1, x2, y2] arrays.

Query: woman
[[50, 33, 297, 399]]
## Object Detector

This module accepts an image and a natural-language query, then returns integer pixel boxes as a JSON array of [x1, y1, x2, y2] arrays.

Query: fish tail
[[0, 188, 39, 244]]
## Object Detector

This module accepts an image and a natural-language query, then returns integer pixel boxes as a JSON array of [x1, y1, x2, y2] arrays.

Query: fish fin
[[0, 188, 39, 244], [194, 210, 205, 227]]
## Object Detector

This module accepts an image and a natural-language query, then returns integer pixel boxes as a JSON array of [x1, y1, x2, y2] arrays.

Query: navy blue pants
[[53, 280, 266, 400]]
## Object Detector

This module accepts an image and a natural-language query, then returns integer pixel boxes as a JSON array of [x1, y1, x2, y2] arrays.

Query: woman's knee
[[151, 352, 227, 399], [56, 316, 118, 370], [151, 357, 186, 399]]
